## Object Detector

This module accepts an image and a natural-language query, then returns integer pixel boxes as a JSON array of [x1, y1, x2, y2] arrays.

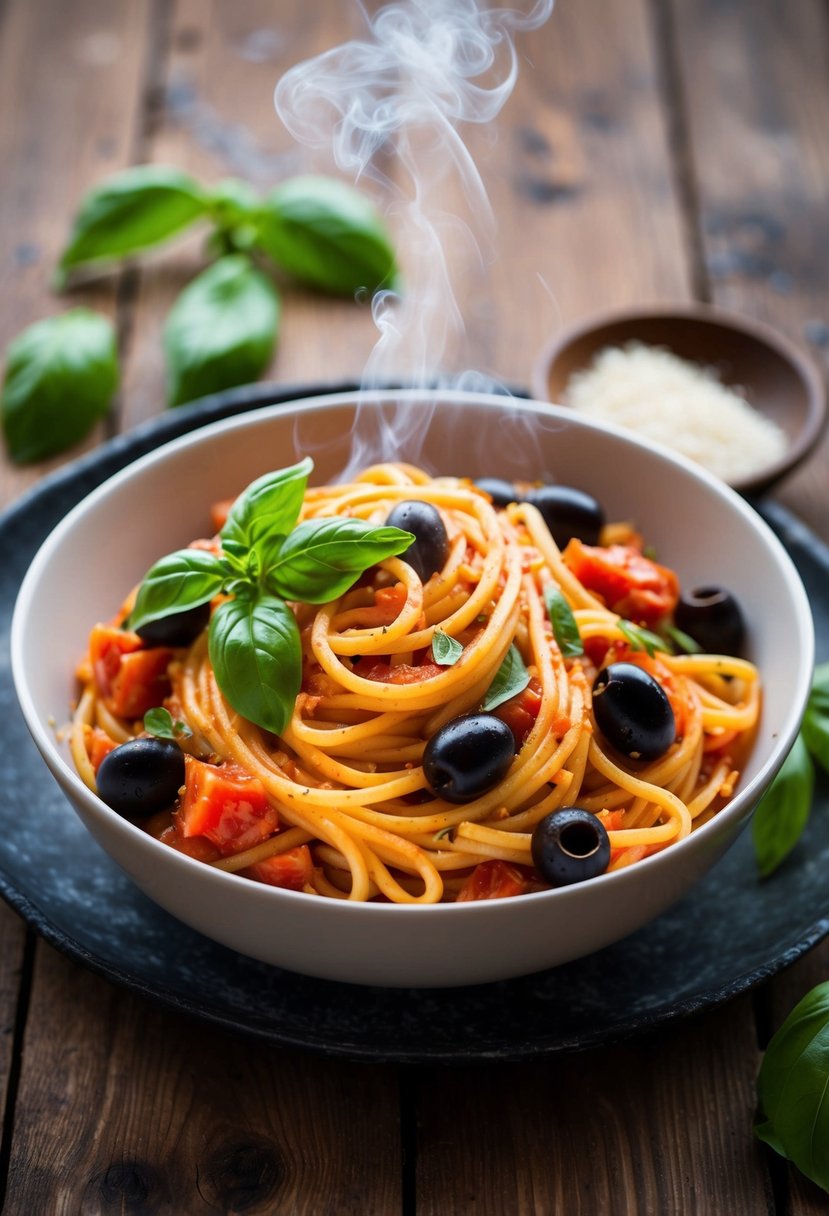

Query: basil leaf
[[206, 178, 262, 255], [256, 175, 397, 297], [432, 630, 463, 666], [803, 662, 829, 774], [544, 586, 583, 658], [1, 310, 118, 463], [163, 254, 279, 407], [221, 458, 313, 555], [756, 980, 829, 1192], [617, 619, 667, 657], [144, 707, 192, 741], [129, 549, 226, 632], [267, 518, 414, 603], [481, 645, 530, 712], [662, 622, 702, 655], [58, 165, 207, 282], [208, 593, 301, 735], [752, 733, 814, 878]]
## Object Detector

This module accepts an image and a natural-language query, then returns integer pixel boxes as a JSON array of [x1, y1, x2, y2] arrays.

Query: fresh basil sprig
[[481, 645, 530, 712], [752, 663, 829, 878], [128, 459, 414, 735], [432, 629, 463, 666], [756, 980, 829, 1193], [544, 586, 583, 659], [144, 707, 192, 741], [617, 619, 667, 658]]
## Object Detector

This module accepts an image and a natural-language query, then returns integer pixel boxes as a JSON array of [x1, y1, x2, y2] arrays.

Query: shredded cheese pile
[[564, 342, 788, 482]]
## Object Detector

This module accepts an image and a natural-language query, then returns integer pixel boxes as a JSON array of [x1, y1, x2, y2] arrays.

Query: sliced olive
[[96, 736, 185, 818], [531, 807, 611, 887], [674, 586, 745, 655], [474, 477, 522, 507], [526, 484, 605, 547], [135, 600, 211, 647], [423, 713, 514, 803], [592, 662, 675, 761], [386, 500, 449, 582]]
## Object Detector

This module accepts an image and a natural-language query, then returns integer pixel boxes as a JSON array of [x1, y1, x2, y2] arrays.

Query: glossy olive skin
[[675, 585, 745, 655], [96, 736, 185, 819], [386, 500, 449, 582], [423, 713, 515, 803], [474, 477, 522, 507], [135, 600, 211, 647], [592, 661, 676, 761], [526, 484, 605, 548], [531, 807, 611, 887]]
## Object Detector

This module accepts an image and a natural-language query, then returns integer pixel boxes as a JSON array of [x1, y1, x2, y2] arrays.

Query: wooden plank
[[415, 1001, 768, 1215], [671, 0, 829, 544], [0, 910, 28, 1158], [0, 0, 156, 501], [4, 944, 401, 1214]]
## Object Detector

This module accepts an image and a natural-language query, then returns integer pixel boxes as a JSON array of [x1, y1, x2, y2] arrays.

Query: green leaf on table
[[220, 458, 313, 555], [752, 733, 814, 878], [544, 586, 583, 658], [208, 592, 302, 735], [163, 254, 279, 407], [803, 661, 829, 774], [481, 645, 530, 712], [755, 980, 829, 1194], [144, 707, 192, 741], [128, 549, 227, 633], [432, 629, 463, 666], [57, 165, 208, 283], [266, 517, 414, 604], [256, 175, 397, 297], [206, 178, 262, 255], [1, 310, 118, 463]]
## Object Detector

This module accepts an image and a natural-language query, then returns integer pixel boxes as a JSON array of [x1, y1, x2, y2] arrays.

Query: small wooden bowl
[[532, 303, 827, 496]]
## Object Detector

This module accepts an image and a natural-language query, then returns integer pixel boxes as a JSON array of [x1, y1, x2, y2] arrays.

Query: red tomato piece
[[85, 727, 118, 773], [352, 658, 444, 684], [494, 676, 543, 747], [88, 624, 173, 720], [456, 859, 529, 902], [563, 539, 680, 625], [178, 756, 278, 855], [241, 846, 313, 891]]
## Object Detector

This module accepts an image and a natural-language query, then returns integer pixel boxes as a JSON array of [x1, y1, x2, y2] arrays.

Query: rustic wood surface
[[1, 1, 828, 1211]]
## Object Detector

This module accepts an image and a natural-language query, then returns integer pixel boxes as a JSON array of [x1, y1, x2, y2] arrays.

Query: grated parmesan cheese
[[563, 342, 788, 482]]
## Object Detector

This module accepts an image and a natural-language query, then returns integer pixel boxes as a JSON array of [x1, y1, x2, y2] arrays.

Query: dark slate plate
[[2, 381, 827, 1064]]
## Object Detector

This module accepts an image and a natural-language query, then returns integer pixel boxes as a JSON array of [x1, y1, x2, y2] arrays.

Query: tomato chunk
[[456, 859, 529, 902], [241, 846, 313, 891], [85, 727, 118, 773], [178, 756, 277, 855], [89, 624, 173, 719], [563, 539, 679, 625], [494, 677, 543, 747], [352, 658, 443, 684]]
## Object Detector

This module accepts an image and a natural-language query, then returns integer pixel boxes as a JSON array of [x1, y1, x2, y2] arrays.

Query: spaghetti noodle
[[71, 463, 760, 904]]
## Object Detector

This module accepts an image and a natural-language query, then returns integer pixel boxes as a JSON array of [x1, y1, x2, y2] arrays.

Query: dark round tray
[[2, 381, 827, 1063]]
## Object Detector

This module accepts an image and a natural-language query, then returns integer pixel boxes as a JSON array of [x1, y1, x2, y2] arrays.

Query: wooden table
[[2, 2, 828, 1211]]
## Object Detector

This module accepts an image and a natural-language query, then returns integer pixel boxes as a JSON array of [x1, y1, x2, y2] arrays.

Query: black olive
[[135, 601, 211, 647], [474, 477, 522, 507], [592, 662, 676, 761], [531, 807, 611, 887], [423, 713, 515, 803], [386, 500, 449, 583], [526, 484, 605, 547], [674, 586, 745, 655], [96, 736, 185, 819]]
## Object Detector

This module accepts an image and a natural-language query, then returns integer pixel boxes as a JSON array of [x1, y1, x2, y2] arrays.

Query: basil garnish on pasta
[[544, 586, 583, 658], [128, 459, 414, 734]]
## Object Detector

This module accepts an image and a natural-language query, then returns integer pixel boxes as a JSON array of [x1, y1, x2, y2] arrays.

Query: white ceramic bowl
[[12, 390, 814, 987]]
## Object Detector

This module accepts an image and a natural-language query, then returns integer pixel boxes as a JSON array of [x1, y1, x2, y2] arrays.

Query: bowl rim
[[531, 301, 828, 495], [10, 387, 816, 918]]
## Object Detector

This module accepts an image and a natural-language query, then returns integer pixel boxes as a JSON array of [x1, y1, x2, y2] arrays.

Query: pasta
[[71, 462, 761, 904]]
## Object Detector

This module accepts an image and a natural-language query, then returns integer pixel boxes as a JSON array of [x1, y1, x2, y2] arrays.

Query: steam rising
[[275, 0, 554, 470]]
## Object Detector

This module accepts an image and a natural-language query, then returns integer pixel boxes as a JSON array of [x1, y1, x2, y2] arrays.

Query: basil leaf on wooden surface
[[208, 593, 301, 735], [220, 458, 313, 555], [128, 549, 226, 632], [163, 254, 279, 407], [544, 586, 583, 658], [803, 662, 829, 774], [257, 175, 397, 297], [206, 178, 262, 255], [144, 707, 192, 741], [58, 165, 207, 282], [481, 645, 530, 712], [267, 518, 414, 604], [752, 733, 814, 878], [756, 980, 829, 1193], [432, 629, 463, 666], [1, 310, 118, 463]]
